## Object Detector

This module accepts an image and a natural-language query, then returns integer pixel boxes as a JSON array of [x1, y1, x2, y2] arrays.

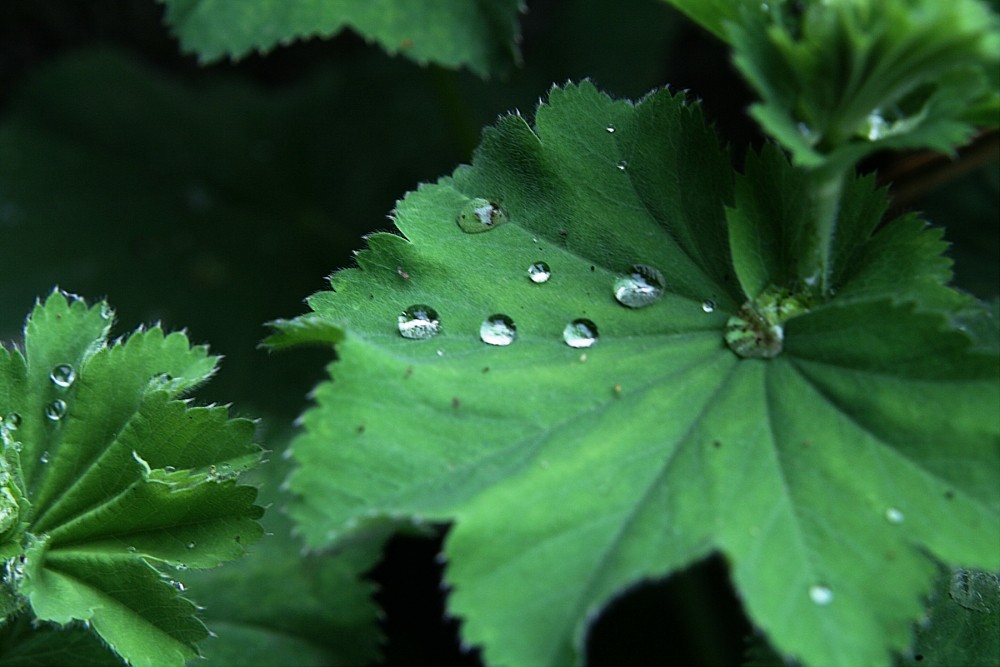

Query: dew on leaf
[[39, 451, 49, 464], [126, 546, 137, 553], [3, 413, 20, 430], [397, 305, 441, 340], [45, 399, 67, 421], [99, 303, 114, 320], [702, 299, 716, 313], [49, 364, 76, 389], [809, 584, 833, 606], [169, 579, 186, 592], [563, 319, 599, 348], [528, 261, 551, 283], [606, 125, 616, 134], [456, 198, 507, 233], [613, 264, 665, 308], [616, 160, 628, 171], [885, 507, 904, 524], [186, 542, 195, 550], [480, 314, 517, 346]]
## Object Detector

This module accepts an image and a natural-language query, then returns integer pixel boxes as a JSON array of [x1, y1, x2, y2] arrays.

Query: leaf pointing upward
[[272, 82, 1000, 667]]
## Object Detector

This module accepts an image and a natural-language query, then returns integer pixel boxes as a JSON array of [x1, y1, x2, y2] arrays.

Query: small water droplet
[[809, 584, 833, 605], [702, 299, 716, 313], [39, 451, 49, 464], [50, 364, 76, 389], [100, 303, 114, 320], [616, 160, 628, 171], [606, 125, 616, 134], [456, 198, 508, 233], [174, 563, 188, 571], [480, 314, 517, 346], [528, 261, 551, 283], [45, 399, 67, 421], [186, 542, 195, 550], [563, 319, 599, 348], [164, 465, 176, 473], [613, 264, 666, 308], [169, 579, 186, 592], [885, 507, 904, 524], [4, 413, 20, 430], [436, 349, 445, 357], [126, 546, 137, 553], [398, 305, 441, 340]]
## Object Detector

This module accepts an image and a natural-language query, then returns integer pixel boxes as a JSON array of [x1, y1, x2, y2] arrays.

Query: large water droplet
[[398, 305, 441, 340], [528, 262, 551, 284], [563, 319, 599, 348], [50, 364, 76, 389], [45, 399, 67, 421], [456, 198, 507, 233], [480, 315, 517, 346], [613, 264, 665, 308], [701, 299, 716, 313], [885, 507, 904, 524], [809, 584, 833, 606]]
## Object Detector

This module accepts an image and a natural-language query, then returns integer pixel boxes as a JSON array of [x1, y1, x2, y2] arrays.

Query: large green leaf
[[272, 82, 1000, 667], [0, 290, 264, 667], [159, 0, 523, 76]]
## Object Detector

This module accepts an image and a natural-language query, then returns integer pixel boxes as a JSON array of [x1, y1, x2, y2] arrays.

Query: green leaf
[[180, 425, 385, 667], [899, 567, 1000, 666], [159, 0, 523, 76], [725, 0, 1000, 169], [1, 290, 264, 667], [275, 82, 999, 667], [0, 614, 120, 666]]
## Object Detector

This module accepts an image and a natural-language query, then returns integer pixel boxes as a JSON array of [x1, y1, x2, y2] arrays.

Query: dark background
[[0, 1, 995, 665]]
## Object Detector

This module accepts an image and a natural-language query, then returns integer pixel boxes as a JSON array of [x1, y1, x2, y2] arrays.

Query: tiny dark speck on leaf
[[482, 367, 489, 373], [712, 440, 722, 448], [404, 367, 413, 379], [914, 655, 924, 662], [558, 229, 568, 238], [356, 425, 365, 434], [944, 490, 955, 500], [590, 265, 595, 271], [452, 397, 460, 409]]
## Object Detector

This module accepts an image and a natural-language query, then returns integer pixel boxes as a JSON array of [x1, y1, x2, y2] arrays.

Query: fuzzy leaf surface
[[0, 291, 264, 667], [160, 0, 523, 76], [274, 82, 1000, 667]]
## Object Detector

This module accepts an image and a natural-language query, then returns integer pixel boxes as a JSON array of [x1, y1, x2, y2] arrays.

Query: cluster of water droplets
[[403, 195, 721, 349], [45, 362, 76, 424]]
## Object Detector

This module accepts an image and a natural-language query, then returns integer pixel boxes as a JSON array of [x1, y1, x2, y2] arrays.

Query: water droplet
[[563, 319, 599, 348], [4, 413, 20, 430], [174, 563, 188, 571], [606, 125, 616, 134], [169, 579, 186, 592], [456, 198, 508, 233], [50, 364, 76, 389], [809, 584, 833, 605], [100, 303, 114, 320], [397, 305, 441, 340], [126, 546, 137, 553], [885, 507, 904, 524], [480, 314, 517, 346], [702, 299, 716, 313], [45, 399, 67, 421], [528, 261, 551, 283], [39, 451, 49, 464], [186, 542, 195, 550], [616, 160, 628, 171], [613, 264, 665, 308]]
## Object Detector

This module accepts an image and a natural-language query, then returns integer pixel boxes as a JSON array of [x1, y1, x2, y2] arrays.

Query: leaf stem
[[801, 164, 847, 296]]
